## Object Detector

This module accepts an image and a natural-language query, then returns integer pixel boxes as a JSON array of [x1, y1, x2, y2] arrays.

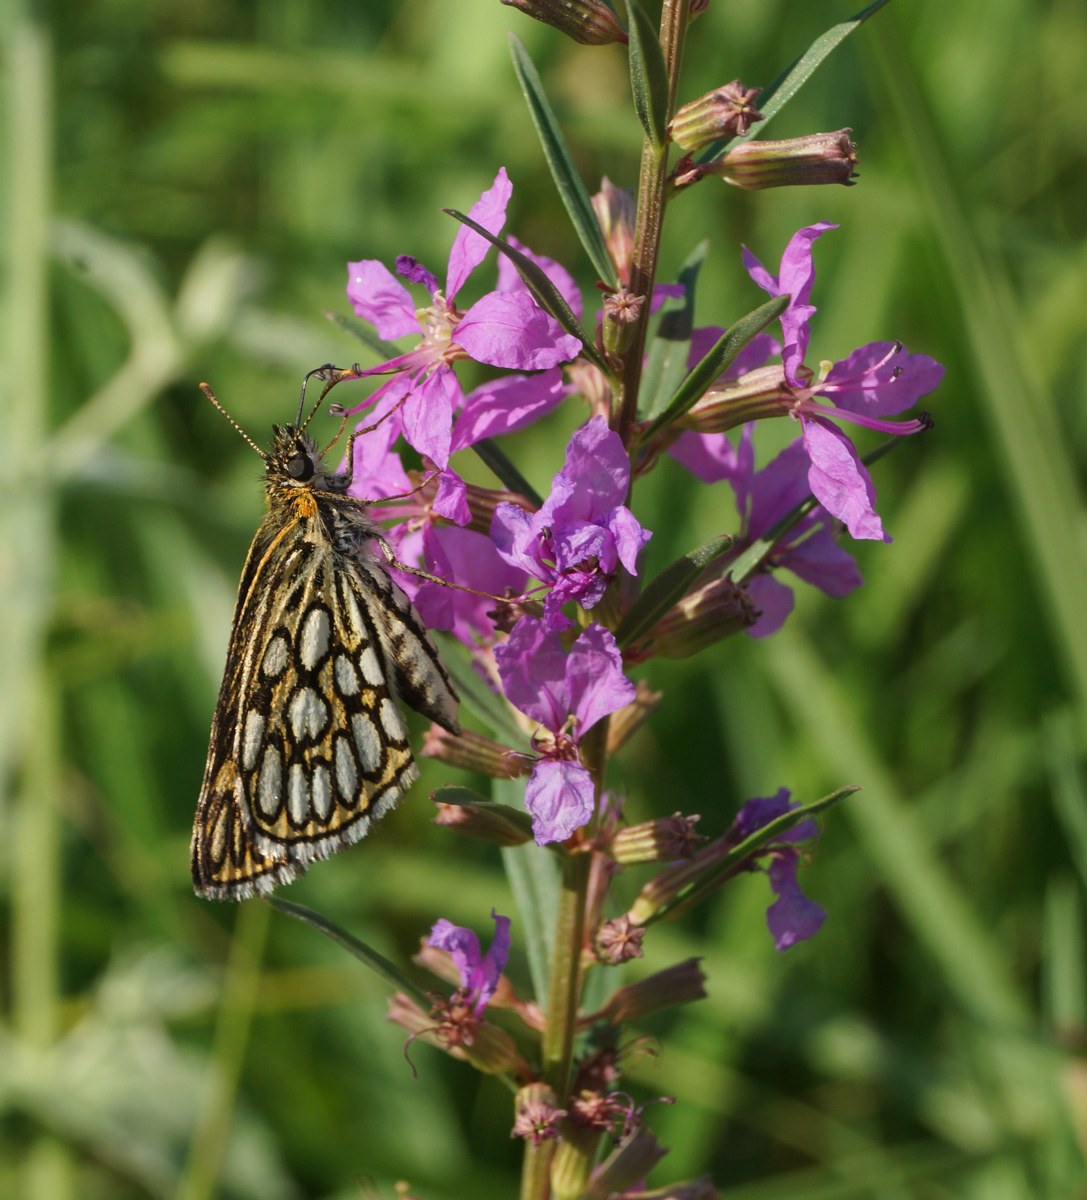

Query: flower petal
[[497, 234, 583, 322], [447, 167, 512, 300], [744, 574, 796, 638], [451, 368, 570, 451], [525, 760, 595, 845], [767, 855, 826, 951], [467, 910, 512, 1014], [493, 616, 569, 732], [603, 505, 651, 574], [432, 468, 471, 526], [779, 526, 862, 599], [543, 415, 630, 524], [456, 291, 582, 370], [428, 918, 482, 989], [668, 431, 745, 485], [401, 367, 459, 469], [824, 342, 945, 417], [564, 623, 637, 735], [346, 259, 419, 341], [491, 501, 548, 578], [802, 417, 890, 542]]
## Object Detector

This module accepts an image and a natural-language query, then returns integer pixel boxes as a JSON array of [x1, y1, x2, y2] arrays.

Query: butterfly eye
[[286, 454, 315, 481]]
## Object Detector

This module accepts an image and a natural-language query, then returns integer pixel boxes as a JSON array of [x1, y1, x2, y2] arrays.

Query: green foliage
[[3, 0, 1087, 1197]]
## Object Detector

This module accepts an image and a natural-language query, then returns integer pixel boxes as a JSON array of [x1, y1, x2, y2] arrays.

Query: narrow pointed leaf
[[430, 785, 497, 807], [728, 432, 917, 586], [642, 293, 789, 440], [697, 0, 893, 163], [443, 207, 611, 375], [471, 437, 544, 508], [324, 309, 402, 360], [267, 897, 430, 1006], [624, 0, 670, 150], [615, 533, 732, 650], [497, 777, 560, 1003], [641, 240, 708, 420], [508, 34, 618, 288], [643, 786, 858, 925]]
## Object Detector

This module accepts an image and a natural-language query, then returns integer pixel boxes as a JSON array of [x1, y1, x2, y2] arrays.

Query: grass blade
[[641, 239, 708, 420]]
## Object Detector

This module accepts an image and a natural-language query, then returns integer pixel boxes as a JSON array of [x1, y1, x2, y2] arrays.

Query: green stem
[[176, 901, 270, 1200], [541, 852, 593, 1096], [520, 1140, 556, 1200], [616, 0, 691, 445]]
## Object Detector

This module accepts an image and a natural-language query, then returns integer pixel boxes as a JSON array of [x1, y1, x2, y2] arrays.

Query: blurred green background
[[3, 0, 1087, 1197]]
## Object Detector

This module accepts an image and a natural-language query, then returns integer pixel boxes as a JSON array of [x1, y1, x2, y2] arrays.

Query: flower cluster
[[320, 8, 945, 1189]]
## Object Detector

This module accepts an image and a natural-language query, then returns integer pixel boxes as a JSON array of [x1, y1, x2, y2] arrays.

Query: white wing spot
[[289, 688, 329, 741], [335, 736, 358, 800], [257, 746, 282, 819], [299, 607, 331, 670], [312, 765, 332, 822], [358, 645, 384, 686], [262, 635, 289, 679], [352, 713, 383, 771], [242, 710, 265, 770], [335, 654, 360, 697], [341, 588, 366, 640], [379, 697, 407, 741], [288, 764, 308, 825]]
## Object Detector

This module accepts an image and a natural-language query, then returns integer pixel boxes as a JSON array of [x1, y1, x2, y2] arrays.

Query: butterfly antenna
[[297, 363, 362, 432], [200, 382, 265, 457]]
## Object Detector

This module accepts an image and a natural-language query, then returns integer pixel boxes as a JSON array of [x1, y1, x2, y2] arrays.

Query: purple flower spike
[[494, 618, 636, 844], [491, 417, 652, 630], [731, 788, 825, 951], [428, 909, 512, 1015], [344, 168, 581, 469]]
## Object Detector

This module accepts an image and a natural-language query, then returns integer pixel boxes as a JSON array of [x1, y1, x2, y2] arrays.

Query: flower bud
[[595, 914, 646, 965], [567, 358, 614, 422], [421, 724, 526, 779], [670, 81, 764, 151], [512, 1082, 567, 1145], [608, 813, 703, 864], [584, 1128, 667, 1198], [713, 129, 858, 190], [597, 958, 707, 1023], [592, 177, 636, 286], [501, 0, 628, 45], [460, 1019, 526, 1076], [689, 0, 710, 13], [676, 364, 793, 434], [607, 680, 663, 755], [633, 578, 757, 661], [551, 1122, 603, 1200], [601, 287, 645, 356], [626, 833, 750, 925], [433, 799, 533, 846]]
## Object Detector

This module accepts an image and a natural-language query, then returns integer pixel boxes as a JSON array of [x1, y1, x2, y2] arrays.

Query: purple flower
[[427, 908, 512, 1016], [491, 416, 652, 631], [741, 223, 944, 541], [345, 168, 581, 469], [732, 788, 825, 951], [494, 618, 636, 844]]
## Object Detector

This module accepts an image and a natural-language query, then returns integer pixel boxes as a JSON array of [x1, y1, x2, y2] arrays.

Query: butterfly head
[[268, 424, 326, 488]]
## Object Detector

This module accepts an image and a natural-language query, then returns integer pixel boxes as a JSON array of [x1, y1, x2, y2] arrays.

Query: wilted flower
[[593, 177, 637, 285], [595, 915, 647, 965], [494, 618, 636, 843], [511, 1082, 567, 1145], [501, 0, 628, 45]]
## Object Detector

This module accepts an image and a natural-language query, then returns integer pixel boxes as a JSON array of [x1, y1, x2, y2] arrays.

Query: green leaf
[[323, 309, 402, 360], [436, 637, 529, 749], [266, 897, 430, 1007], [470, 438, 544, 508], [442, 206, 610, 375], [507, 34, 619, 288], [624, 0, 670, 150], [642, 293, 789, 440], [641, 240, 708, 421], [497, 777, 559, 1003], [697, 0, 894, 163], [615, 533, 732, 650], [643, 786, 858, 926]]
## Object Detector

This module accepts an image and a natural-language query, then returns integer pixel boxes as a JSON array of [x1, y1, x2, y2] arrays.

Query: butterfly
[[191, 365, 459, 900]]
